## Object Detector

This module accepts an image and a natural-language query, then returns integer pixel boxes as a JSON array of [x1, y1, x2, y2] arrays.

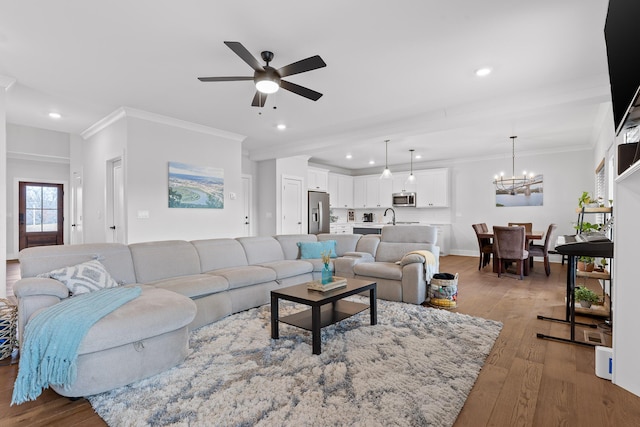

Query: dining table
[[477, 229, 544, 276]]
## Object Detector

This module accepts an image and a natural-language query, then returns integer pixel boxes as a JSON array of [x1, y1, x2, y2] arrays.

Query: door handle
[[109, 226, 116, 230], [71, 224, 76, 227]]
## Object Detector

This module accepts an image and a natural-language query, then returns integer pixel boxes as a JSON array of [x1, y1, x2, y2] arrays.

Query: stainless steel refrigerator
[[308, 191, 330, 234]]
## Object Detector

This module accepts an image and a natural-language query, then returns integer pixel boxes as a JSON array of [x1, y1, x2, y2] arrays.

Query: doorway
[[241, 174, 253, 237], [107, 158, 126, 244], [281, 175, 304, 234], [18, 182, 64, 250]]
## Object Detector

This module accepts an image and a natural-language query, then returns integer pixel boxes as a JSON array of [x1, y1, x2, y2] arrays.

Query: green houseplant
[[575, 285, 600, 308], [577, 256, 595, 272]]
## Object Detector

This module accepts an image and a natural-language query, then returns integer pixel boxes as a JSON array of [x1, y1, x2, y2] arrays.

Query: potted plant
[[578, 191, 593, 208], [575, 285, 600, 308], [595, 258, 608, 272], [577, 256, 595, 272]]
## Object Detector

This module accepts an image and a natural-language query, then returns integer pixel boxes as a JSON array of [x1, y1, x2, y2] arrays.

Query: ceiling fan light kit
[[198, 41, 326, 107]]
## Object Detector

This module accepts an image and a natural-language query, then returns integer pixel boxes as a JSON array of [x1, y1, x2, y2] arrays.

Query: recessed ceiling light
[[475, 67, 492, 77], [345, 154, 352, 159], [48, 112, 62, 119], [415, 154, 422, 159], [276, 124, 286, 130], [369, 160, 375, 165]]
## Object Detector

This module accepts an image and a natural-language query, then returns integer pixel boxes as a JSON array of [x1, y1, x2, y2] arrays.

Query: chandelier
[[493, 136, 535, 195]]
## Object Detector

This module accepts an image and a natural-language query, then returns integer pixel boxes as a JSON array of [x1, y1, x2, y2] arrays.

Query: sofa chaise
[[13, 226, 439, 397]]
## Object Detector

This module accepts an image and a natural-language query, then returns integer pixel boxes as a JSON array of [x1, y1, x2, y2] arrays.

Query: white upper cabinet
[[415, 168, 449, 207], [328, 173, 353, 208], [365, 176, 393, 208], [392, 173, 417, 194], [308, 167, 329, 191], [353, 177, 367, 208]]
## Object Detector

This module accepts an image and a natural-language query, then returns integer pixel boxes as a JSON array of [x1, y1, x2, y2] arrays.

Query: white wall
[[81, 118, 127, 243], [448, 148, 593, 256], [257, 159, 277, 236], [5, 124, 71, 259], [125, 116, 244, 242], [0, 80, 7, 297]]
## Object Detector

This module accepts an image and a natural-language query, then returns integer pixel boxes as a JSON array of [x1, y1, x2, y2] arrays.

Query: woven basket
[[428, 273, 459, 309], [0, 298, 18, 360]]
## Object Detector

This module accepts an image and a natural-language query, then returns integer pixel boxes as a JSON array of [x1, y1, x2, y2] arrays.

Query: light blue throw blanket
[[11, 286, 141, 405]]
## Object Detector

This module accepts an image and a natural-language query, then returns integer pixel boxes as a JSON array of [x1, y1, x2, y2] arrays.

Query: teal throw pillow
[[297, 240, 337, 259]]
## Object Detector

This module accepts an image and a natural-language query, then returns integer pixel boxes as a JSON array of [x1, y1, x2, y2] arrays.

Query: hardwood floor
[[2, 256, 640, 426]]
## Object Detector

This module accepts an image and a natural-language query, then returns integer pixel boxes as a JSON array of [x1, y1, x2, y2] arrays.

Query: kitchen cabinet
[[328, 173, 353, 208], [353, 177, 367, 208], [308, 167, 329, 191], [415, 168, 449, 207], [365, 176, 393, 208], [392, 173, 417, 194], [330, 223, 353, 234]]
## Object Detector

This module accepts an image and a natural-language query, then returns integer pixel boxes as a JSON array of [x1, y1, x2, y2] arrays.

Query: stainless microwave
[[392, 192, 416, 207]]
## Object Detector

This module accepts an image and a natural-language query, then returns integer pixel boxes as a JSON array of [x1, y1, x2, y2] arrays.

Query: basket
[[428, 273, 458, 309], [0, 298, 18, 360]]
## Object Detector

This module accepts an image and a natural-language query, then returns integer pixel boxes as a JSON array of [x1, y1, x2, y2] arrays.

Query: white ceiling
[[0, 0, 612, 172]]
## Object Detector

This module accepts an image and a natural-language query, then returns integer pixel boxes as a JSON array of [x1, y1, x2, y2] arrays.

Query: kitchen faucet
[[384, 208, 396, 225]]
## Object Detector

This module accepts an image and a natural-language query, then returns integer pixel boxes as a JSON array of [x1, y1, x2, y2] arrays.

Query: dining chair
[[472, 223, 492, 270], [528, 223, 557, 276], [493, 226, 529, 280]]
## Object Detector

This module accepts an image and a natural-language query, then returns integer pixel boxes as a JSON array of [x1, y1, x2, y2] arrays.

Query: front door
[[19, 182, 64, 250]]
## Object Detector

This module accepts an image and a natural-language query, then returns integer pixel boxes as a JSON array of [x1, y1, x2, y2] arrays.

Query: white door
[[70, 171, 83, 244], [282, 176, 303, 234], [241, 174, 252, 237], [108, 158, 126, 243]]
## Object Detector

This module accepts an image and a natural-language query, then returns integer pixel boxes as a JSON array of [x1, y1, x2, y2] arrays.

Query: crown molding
[[7, 151, 70, 164], [81, 106, 246, 142]]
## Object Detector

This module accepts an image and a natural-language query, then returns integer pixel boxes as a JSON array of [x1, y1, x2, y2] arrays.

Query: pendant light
[[406, 149, 416, 183], [493, 136, 535, 195], [380, 139, 392, 179]]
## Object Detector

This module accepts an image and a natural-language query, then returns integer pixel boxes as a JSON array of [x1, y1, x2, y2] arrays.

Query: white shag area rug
[[88, 297, 502, 427]]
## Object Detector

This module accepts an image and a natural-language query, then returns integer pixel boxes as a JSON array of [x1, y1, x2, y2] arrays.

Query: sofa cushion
[[237, 237, 285, 265], [297, 240, 337, 259], [129, 241, 201, 283], [149, 274, 229, 298], [76, 286, 196, 354], [381, 225, 437, 244], [19, 243, 137, 285], [354, 262, 403, 280], [318, 233, 362, 256], [191, 238, 249, 272], [38, 259, 119, 295], [259, 260, 314, 280], [208, 266, 277, 289], [375, 242, 435, 263], [274, 234, 317, 260], [354, 235, 380, 257]]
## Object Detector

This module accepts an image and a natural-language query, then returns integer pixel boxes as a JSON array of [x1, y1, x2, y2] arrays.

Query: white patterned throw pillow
[[39, 259, 119, 295]]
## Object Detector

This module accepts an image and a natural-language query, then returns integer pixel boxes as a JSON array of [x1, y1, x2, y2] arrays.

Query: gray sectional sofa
[[13, 225, 439, 397]]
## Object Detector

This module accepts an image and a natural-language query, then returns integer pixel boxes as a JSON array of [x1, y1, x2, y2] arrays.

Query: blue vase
[[321, 265, 332, 284]]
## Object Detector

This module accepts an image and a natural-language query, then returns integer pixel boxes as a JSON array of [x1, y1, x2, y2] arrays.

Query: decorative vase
[[321, 264, 332, 285]]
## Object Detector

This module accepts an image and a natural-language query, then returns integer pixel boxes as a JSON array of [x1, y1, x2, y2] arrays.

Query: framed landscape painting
[[495, 174, 543, 207], [168, 162, 224, 209]]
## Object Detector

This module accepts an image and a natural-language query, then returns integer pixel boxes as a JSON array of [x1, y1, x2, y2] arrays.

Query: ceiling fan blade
[[251, 91, 267, 107], [278, 55, 326, 77], [224, 41, 264, 71], [280, 80, 323, 101], [198, 76, 253, 82]]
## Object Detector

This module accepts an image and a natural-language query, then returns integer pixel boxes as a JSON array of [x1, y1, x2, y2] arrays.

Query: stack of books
[[307, 276, 348, 292]]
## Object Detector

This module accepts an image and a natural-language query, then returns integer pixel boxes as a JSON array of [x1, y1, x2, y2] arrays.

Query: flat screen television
[[605, 0, 640, 135]]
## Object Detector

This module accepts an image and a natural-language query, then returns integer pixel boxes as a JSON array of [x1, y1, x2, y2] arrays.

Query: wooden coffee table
[[270, 278, 377, 355]]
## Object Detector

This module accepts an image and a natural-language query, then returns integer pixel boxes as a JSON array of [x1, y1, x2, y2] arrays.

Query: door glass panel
[[26, 186, 42, 209], [26, 209, 42, 232], [43, 209, 58, 232], [42, 186, 58, 209]]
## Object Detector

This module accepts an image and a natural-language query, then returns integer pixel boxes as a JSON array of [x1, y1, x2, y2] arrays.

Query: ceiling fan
[[198, 41, 327, 107]]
